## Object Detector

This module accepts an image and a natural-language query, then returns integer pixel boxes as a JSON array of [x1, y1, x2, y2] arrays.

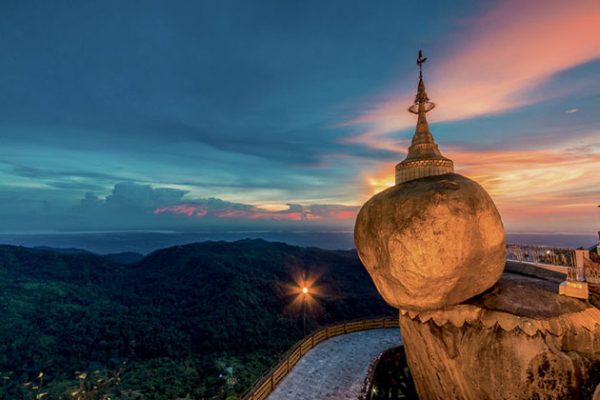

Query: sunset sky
[[0, 0, 599, 233]]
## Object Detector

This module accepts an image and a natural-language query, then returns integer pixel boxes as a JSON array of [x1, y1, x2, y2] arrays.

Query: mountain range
[[0, 239, 394, 399]]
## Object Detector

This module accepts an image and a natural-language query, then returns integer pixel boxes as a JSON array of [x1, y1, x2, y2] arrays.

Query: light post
[[302, 286, 309, 336], [288, 277, 316, 338]]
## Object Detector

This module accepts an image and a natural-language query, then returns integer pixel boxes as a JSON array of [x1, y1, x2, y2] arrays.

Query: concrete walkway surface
[[267, 328, 401, 400]]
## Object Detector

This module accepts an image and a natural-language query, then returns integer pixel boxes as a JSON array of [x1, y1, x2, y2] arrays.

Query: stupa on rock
[[354, 51, 600, 399], [354, 50, 506, 311]]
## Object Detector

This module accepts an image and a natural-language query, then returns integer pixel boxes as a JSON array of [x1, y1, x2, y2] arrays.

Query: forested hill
[[0, 239, 394, 399]]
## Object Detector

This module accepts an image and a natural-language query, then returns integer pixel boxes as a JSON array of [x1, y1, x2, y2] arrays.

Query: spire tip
[[409, 50, 434, 114]]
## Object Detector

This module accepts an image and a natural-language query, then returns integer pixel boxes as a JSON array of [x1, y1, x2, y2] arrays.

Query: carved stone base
[[399, 274, 600, 399]]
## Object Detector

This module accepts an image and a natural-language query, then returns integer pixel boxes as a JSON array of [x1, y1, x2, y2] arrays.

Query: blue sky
[[0, 0, 599, 233]]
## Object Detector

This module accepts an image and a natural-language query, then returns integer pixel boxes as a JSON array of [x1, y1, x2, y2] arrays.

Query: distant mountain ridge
[[0, 239, 394, 399], [1, 231, 596, 254]]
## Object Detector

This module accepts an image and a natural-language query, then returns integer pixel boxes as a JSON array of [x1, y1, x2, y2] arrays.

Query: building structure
[[355, 50, 505, 311]]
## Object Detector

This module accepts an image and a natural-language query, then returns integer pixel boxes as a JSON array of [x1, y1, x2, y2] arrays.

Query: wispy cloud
[[345, 0, 600, 148]]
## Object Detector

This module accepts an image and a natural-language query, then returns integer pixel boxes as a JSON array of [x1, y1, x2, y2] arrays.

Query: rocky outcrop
[[399, 274, 600, 399]]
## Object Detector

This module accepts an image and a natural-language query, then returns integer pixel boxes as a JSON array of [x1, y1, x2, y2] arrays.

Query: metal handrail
[[241, 316, 399, 400]]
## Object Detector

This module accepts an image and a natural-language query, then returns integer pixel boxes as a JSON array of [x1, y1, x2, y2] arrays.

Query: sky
[[0, 0, 599, 234]]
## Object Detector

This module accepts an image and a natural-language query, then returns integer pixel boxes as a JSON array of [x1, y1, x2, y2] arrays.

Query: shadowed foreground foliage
[[0, 239, 393, 399]]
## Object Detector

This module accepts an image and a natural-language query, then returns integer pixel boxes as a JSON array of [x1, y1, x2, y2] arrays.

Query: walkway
[[267, 328, 401, 400]]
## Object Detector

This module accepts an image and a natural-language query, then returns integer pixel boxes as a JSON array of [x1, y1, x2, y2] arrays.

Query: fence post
[[575, 249, 589, 282]]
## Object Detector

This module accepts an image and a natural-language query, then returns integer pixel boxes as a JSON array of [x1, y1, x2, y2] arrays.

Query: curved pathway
[[267, 328, 401, 400]]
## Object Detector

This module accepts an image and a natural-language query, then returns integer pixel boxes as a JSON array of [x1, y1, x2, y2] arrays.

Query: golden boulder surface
[[354, 173, 505, 311]]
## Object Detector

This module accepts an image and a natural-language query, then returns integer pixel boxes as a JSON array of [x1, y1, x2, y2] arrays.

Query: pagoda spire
[[395, 50, 454, 185]]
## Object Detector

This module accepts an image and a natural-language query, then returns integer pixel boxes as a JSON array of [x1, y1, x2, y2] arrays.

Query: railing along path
[[241, 317, 399, 400], [506, 243, 600, 284], [506, 244, 575, 269]]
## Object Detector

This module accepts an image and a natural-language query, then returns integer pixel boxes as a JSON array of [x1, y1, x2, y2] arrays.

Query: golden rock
[[355, 172, 505, 310]]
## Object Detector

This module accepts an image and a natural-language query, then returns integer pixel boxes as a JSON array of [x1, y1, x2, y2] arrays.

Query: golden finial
[[417, 49, 427, 79], [409, 49, 435, 114]]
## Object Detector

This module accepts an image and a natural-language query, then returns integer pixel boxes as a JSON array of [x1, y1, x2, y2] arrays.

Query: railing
[[584, 254, 600, 285], [506, 244, 576, 267], [241, 316, 399, 400], [506, 244, 600, 287]]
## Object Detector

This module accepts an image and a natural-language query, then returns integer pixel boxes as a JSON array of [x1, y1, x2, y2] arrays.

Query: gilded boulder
[[354, 173, 505, 311]]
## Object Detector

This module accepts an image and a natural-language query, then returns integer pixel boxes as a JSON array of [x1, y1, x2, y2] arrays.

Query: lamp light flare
[[282, 269, 326, 317]]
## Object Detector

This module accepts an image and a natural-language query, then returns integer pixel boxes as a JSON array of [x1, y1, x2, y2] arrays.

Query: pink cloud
[[345, 0, 600, 147], [153, 202, 358, 223], [214, 210, 304, 221], [154, 204, 208, 218], [330, 210, 356, 220]]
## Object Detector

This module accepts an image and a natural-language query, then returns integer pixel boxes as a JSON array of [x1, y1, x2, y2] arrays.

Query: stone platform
[[399, 273, 600, 399]]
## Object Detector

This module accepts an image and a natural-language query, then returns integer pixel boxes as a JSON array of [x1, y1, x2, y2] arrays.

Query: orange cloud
[[346, 0, 600, 233], [345, 0, 600, 147], [361, 140, 600, 233]]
